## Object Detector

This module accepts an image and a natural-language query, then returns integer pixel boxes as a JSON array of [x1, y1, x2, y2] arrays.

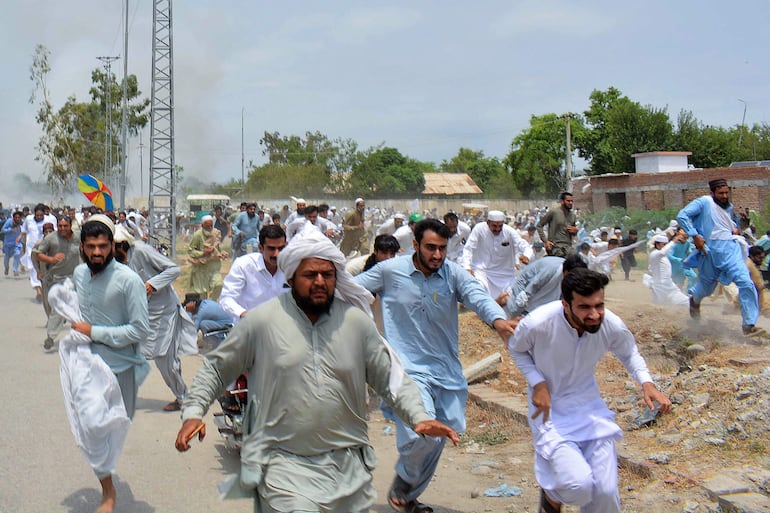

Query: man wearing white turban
[[176, 229, 458, 512], [187, 215, 227, 299], [643, 232, 690, 306], [461, 210, 533, 298]]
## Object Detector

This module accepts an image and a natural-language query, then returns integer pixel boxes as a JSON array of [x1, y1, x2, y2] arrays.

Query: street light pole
[[241, 107, 245, 194], [738, 99, 747, 146]]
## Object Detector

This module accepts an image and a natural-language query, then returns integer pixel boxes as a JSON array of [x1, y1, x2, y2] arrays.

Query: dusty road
[[0, 274, 539, 513]]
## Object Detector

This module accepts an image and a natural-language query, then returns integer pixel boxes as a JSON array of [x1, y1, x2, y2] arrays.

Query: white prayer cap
[[668, 220, 679, 228], [354, 197, 365, 205], [653, 234, 669, 244], [201, 215, 214, 223], [394, 213, 406, 220], [330, 205, 337, 210], [296, 198, 306, 204], [83, 214, 115, 235], [278, 228, 374, 315], [113, 224, 135, 244], [487, 210, 505, 222]]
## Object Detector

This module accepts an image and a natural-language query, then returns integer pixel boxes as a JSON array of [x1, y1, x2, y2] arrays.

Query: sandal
[[540, 489, 560, 513], [387, 475, 433, 513]]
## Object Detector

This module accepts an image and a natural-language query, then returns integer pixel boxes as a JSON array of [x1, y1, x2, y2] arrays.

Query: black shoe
[[43, 337, 54, 350], [688, 296, 700, 320]]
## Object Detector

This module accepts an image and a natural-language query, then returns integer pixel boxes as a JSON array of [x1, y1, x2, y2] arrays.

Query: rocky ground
[[456, 268, 770, 512]]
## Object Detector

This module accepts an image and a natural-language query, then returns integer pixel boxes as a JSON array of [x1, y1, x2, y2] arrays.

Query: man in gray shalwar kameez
[[114, 225, 196, 411], [175, 229, 458, 513]]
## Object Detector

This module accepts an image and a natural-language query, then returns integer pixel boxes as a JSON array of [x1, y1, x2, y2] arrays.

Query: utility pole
[[565, 114, 573, 192], [738, 99, 747, 147], [241, 107, 245, 193], [119, 0, 129, 209], [97, 56, 119, 184], [138, 129, 144, 196]]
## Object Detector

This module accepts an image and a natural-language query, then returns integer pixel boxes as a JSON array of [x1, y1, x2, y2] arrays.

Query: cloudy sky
[[2, 1, 769, 202]]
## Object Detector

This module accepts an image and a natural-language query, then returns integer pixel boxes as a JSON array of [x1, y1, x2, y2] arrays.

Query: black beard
[[713, 197, 730, 209], [83, 249, 114, 274], [247, 212, 255, 218], [292, 287, 334, 316], [566, 308, 602, 334]]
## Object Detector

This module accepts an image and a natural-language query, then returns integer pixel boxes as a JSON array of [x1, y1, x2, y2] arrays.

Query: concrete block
[[718, 492, 770, 513]]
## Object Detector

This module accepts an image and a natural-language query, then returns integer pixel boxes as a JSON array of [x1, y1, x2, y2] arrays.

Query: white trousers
[[536, 437, 621, 513]]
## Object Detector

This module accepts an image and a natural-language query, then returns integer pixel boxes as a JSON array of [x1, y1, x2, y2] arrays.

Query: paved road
[[0, 274, 519, 513]]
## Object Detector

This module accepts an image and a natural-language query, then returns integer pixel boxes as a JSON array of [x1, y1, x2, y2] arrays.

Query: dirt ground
[[455, 265, 770, 512]]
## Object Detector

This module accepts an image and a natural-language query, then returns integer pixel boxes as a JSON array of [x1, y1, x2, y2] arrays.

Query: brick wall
[[572, 166, 770, 213]]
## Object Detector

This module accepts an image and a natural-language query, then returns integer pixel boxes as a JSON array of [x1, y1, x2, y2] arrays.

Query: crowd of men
[[3, 178, 767, 513]]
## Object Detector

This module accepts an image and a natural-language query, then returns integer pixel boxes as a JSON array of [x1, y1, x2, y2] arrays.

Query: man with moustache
[[537, 191, 578, 257], [33, 216, 81, 350], [20, 203, 49, 302], [677, 178, 763, 337], [113, 225, 196, 411], [340, 197, 369, 257], [355, 218, 518, 512], [219, 224, 289, 321], [69, 215, 150, 513], [508, 268, 671, 513], [231, 202, 261, 257], [175, 229, 458, 512], [461, 210, 533, 298], [443, 212, 471, 265], [187, 215, 227, 299]]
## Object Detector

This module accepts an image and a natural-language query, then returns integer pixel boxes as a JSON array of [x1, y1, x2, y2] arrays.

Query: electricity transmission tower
[[148, 0, 176, 256]]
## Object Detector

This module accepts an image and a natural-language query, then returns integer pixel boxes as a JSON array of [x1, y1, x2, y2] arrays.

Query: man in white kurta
[[508, 268, 671, 513], [219, 224, 288, 320], [114, 226, 197, 411], [461, 210, 533, 298], [644, 233, 690, 307], [443, 212, 471, 265], [175, 229, 458, 512], [20, 204, 48, 300]]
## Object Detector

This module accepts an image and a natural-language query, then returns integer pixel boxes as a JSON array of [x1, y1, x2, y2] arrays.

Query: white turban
[[113, 224, 135, 245], [201, 215, 214, 223], [653, 234, 669, 244], [84, 214, 115, 235], [278, 228, 374, 315], [354, 197, 364, 205], [487, 210, 505, 222]]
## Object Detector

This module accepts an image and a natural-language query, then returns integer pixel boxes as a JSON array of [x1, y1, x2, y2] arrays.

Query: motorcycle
[[213, 373, 248, 451]]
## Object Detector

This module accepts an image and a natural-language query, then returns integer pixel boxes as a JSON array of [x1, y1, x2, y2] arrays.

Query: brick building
[[571, 157, 770, 215]]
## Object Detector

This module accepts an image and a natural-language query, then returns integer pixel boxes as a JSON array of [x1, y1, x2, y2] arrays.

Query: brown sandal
[[163, 400, 181, 412]]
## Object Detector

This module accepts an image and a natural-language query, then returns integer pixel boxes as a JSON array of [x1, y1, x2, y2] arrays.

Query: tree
[[504, 113, 584, 197], [29, 45, 149, 194], [348, 147, 426, 198], [577, 87, 673, 175], [439, 147, 485, 174], [439, 147, 513, 196]]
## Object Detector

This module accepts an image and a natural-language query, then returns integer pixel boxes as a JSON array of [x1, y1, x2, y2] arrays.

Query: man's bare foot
[[97, 476, 116, 513]]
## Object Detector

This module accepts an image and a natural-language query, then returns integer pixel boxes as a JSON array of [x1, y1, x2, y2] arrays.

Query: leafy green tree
[[440, 147, 513, 196], [348, 147, 426, 198], [29, 44, 149, 193], [504, 113, 584, 197], [439, 147, 485, 174], [578, 87, 673, 175]]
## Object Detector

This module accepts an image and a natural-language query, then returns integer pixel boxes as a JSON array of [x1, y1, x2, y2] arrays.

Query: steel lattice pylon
[[148, 0, 176, 257]]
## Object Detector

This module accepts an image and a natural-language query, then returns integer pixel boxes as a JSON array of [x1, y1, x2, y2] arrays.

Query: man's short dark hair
[[628, 229, 637, 235], [81, 220, 114, 243], [246, 202, 257, 209], [749, 245, 765, 258], [318, 204, 329, 213], [563, 254, 588, 274], [579, 242, 591, 251], [561, 268, 609, 304], [304, 205, 318, 216], [259, 224, 286, 245], [414, 218, 451, 244], [34, 203, 46, 214], [443, 212, 459, 224], [559, 191, 573, 201], [373, 234, 400, 253]]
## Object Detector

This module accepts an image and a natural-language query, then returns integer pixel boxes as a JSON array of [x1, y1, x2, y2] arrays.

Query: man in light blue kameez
[[355, 218, 518, 513], [677, 178, 763, 337], [176, 229, 458, 512], [71, 215, 150, 513]]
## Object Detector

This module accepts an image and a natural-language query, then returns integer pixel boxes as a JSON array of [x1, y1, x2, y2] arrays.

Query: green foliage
[[29, 44, 149, 193], [504, 113, 584, 197], [247, 162, 329, 198], [348, 147, 426, 198], [440, 147, 514, 197]]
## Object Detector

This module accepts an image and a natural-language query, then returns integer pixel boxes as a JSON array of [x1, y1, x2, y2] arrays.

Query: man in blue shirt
[[355, 218, 517, 512], [231, 202, 261, 258], [1, 211, 23, 276], [183, 293, 232, 349], [677, 178, 762, 337]]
